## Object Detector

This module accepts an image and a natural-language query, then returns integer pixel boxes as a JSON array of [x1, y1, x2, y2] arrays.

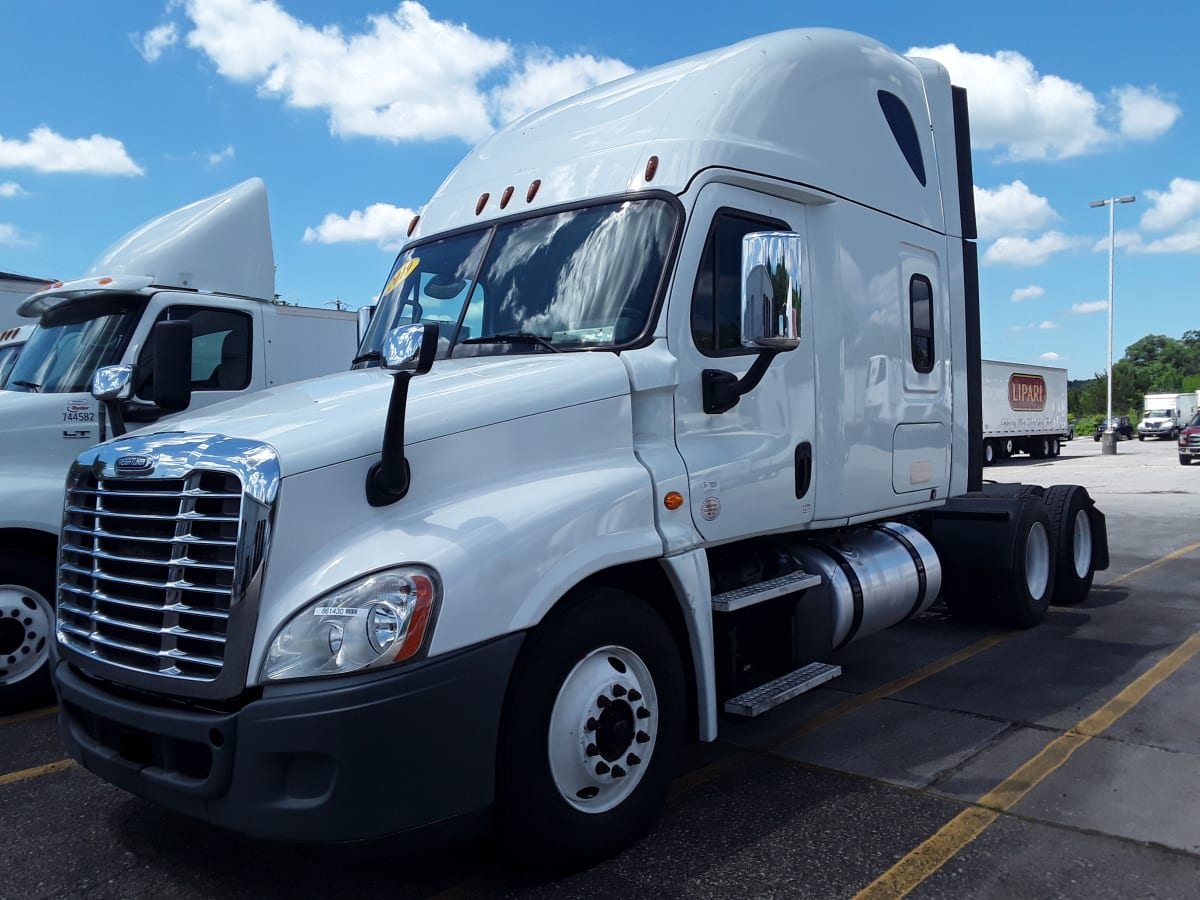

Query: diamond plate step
[[711, 570, 821, 612], [723, 662, 842, 717]]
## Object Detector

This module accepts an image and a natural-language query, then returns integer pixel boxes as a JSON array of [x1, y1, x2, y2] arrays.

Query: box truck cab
[[52, 30, 1107, 862], [1139, 392, 1198, 441], [0, 179, 359, 710], [0, 324, 35, 387]]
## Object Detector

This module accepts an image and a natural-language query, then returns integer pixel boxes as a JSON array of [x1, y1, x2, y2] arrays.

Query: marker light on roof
[[500, 186, 514, 209], [407, 215, 420, 237], [527, 179, 541, 203], [476, 193, 490, 215], [645, 155, 659, 182]]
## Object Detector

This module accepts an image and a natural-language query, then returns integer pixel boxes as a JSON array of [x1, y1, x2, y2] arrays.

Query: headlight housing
[[263, 567, 440, 682]]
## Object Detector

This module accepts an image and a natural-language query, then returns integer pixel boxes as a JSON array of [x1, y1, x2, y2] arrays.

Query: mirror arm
[[365, 371, 415, 507], [101, 399, 127, 439], [702, 347, 783, 415]]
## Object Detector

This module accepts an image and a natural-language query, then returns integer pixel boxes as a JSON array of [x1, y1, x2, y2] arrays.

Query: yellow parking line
[[669, 632, 1011, 800], [853, 628, 1200, 900], [0, 706, 57, 727], [0, 758, 76, 787], [1107, 541, 1200, 586]]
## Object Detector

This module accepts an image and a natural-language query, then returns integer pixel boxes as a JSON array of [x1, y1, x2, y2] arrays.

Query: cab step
[[711, 570, 821, 612], [723, 662, 842, 717]]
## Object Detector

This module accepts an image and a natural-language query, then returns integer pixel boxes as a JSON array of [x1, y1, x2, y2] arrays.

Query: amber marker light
[[476, 193, 490, 215], [407, 215, 420, 236], [527, 179, 541, 203], [664, 491, 684, 510], [644, 155, 659, 182], [500, 186, 514, 208], [97, 277, 113, 285]]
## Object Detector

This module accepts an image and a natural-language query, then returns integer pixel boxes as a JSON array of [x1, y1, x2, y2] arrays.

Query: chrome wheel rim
[[1025, 522, 1051, 600], [1072, 509, 1093, 579], [0, 584, 53, 687]]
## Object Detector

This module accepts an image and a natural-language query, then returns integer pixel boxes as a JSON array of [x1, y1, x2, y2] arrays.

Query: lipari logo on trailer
[[1009, 373, 1047, 411]]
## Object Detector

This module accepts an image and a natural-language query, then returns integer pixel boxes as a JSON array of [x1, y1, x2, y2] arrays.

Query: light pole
[[1089, 194, 1135, 455]]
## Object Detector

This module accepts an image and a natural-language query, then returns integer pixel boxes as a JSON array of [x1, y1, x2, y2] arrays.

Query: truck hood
[[128, 352, 636, 477]]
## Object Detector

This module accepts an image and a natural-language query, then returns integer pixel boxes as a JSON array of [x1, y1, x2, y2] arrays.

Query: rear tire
[[496, 588, 685, 866], [983, 441, 996, 466], [0, 552, 56, 714], [987, 497, 1055, 628], [1043, 485, 1096, 606]]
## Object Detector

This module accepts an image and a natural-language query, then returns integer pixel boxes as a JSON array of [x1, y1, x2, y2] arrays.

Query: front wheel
[[496, 588, 685, 865], [1182, 456, 1192, 466], [0, 552, 56, 714]]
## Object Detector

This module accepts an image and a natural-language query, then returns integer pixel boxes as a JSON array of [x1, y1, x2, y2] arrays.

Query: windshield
[[1145, 409, 1172, 418], [4, 296, 145, 394], [356, 197, 677, 365], [0, 342, 24, 387]]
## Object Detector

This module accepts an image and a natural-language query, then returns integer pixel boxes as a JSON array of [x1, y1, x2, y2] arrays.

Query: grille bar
[[58, 589, 230, 621], [70, 487, 242, 500], [65, 505, 240, 524], [58, 623, 224, 669], [64, 545, 237, 572], [63, 524, 238, 548], [60, 563, 233, 596]]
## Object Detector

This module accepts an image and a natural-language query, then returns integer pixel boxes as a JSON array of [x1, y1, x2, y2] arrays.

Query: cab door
[[669, 183, 816, 543]]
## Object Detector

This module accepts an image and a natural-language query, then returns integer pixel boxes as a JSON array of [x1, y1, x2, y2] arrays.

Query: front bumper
[[1180, 443, 1200, 458], [54, 633, 524, 842]]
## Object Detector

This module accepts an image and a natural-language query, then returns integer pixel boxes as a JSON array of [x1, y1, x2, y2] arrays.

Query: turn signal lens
[[527, 179, 541, 203], [664, 491, 684, 510], [644, 155, 659, 182]]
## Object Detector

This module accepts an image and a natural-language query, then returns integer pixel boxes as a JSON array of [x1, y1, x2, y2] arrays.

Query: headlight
[[263, 567, 440, 682]]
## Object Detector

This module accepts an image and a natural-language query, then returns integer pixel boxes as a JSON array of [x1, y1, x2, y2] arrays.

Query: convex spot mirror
[[92, 365, 134, 401], [741, 231, 802, 351], [382, 323, 439, 374]]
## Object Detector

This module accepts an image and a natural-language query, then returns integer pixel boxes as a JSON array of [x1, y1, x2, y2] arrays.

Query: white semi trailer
[[980, 359, 1070, 464], [0, 179, 359, 710], [52, 30, 1108, 863]]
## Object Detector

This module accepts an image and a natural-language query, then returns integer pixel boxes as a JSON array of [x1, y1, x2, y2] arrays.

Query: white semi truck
[[980, 359, 1070, 464], [1138, 391, 1198, 441], [0, 179, 359, 710], [52, 30, 1108, 862]]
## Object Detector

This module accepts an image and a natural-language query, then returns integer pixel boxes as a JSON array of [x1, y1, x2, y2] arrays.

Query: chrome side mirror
[[357, 305, 375, 346], [740, 231, 802, 350], [92, 365, 134, 401], [382, 323, 438, 373]]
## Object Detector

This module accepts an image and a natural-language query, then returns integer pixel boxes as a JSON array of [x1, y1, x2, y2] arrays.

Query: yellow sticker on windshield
[[384, 257, 420, 295]]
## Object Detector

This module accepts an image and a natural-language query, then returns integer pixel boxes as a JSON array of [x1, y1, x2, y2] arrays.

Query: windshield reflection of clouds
[[360, 198, 674, 361]]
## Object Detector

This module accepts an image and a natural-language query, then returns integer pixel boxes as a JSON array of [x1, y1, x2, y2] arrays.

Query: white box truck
[[980, 359, 1070, 464], [51, 29, 1109, 863], [0, 179, 359, 710], [1138, 391, 1198, 440]]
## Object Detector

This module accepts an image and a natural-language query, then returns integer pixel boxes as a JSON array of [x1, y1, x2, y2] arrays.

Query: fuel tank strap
[[813, 541, 864, 651]]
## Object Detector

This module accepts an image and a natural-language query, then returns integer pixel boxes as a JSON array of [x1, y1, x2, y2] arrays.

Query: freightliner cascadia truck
[[51, 29, 1108, 863], [0, 179, 358, 711]]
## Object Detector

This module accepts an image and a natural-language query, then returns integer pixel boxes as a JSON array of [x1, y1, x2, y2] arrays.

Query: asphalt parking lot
[[3, 434, 1199, 899]]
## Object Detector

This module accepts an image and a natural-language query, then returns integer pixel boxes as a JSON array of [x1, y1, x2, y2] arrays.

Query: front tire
[[1044, 485, 1096, 606], [1182, 455, 1192, 466], [0, 552, 56, 714], [496, 588, 685, 865]]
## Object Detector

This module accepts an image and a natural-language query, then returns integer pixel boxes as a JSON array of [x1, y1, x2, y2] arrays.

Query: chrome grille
[[1188, 434, 1200, 448], [58, 470, 243, 680]]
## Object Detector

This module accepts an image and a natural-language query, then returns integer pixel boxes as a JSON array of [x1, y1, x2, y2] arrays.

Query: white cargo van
[[52, 30, 1108, 862], [0, 179, 359, 710]]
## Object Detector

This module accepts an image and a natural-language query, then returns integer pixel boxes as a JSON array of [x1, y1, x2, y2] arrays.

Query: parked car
[[1179, 412, 1200, 466], [1094, 416, 1134, 441]]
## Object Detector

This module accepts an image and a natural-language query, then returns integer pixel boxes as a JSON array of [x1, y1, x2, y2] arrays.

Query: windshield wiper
[[461, 332, 560, 353], [10, 380, 40, 392], [352, 350, 382, 366]]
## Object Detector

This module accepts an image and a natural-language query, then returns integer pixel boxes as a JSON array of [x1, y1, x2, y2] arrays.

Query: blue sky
[[2, 1, 1196, 380]]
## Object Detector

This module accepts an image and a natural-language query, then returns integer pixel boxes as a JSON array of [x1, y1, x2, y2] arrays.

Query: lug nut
[[627, 753, 641, 766], [585, 743, 599, 757], [597, 695, 611, 708], [586, 717, 598, 731], [595, 762, 610, 775], [611, 684, 626, 697], [636, 731, 650, 744], [636, 706, 650, 719], [611, 765, 626, 778], [628, 689, 642, 702]]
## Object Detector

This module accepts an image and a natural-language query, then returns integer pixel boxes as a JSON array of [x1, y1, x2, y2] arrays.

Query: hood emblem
[[115, 454, 154, 474]]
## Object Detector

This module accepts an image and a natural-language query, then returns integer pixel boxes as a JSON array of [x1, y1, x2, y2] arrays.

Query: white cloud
[[1139, 231, 1200, 254], [0, 182, 24, 198], [1010, 285, 1044, 303], [134, 23, 179, 62], [1140, 178, 1200, 232], [0, 127, 143, 175], [303, 202, 417, 250], [1071, 301, 1109, 315], [1038, 321, 1056, 330], [179, 1, 631, 145], [983, 231, 1083, 266], [491, 53, 634, 125], [208, 145, 235, 165], [1090, 229, 1144, 254], [1039, 352, 1062, 361], [1113, 86, 1181, 141], [0, 224, 31, 246], [974, 181, 1058, 239], [908, 44, 1177, 160]]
